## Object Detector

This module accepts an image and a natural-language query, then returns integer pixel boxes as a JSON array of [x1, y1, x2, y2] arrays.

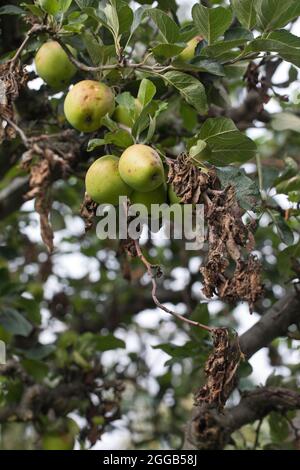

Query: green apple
[[118, 144, 164, 192], [35, 41, 76, 91], [175, 36, 203, 63], [41, 433, 74, 450], [38, 0, 61, 15], [113, 98, 142, 128], [130, 184, 167, 214], [168, 184, 181, 204], [85, 155, 132, 205], [64, 80, 115, 133]]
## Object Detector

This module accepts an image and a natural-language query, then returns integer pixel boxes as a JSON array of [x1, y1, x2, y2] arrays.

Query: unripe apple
[[38, 0, 60, 15], [130, 184, 167, 214], [176, 36, 203, 63], [64, 80, 115, 133], [168, 184, 181, 204], [41, 433, 74, 450], [118, 144, 165, 192], [85, 155, 132, 205], [35, 41, 76, 91], [113, 99, 142, 128]]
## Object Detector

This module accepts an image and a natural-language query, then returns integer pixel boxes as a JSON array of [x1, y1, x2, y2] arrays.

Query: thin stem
[[9, 24, 46, 71], [133, 238, 214, 333], [252, 418, 263, 450], [3, 116, 29, 147], [256, 153, 266, 201]]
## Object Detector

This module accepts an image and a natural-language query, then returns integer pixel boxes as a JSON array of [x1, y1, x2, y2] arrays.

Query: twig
[[9, 24, 47, 71], [133, 238, 214, 332], [3, 116, 29, 147], [252, 418, 263, 449]]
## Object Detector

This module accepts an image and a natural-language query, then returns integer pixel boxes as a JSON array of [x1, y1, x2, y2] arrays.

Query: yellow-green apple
[[118, 144, 164, 192], [85, 155, 132, 205], [35, 41, 76, 91], [64, 80, 115, 132]]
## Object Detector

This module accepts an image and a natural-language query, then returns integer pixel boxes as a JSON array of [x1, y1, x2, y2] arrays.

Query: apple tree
[[0, 0, 300, 450]]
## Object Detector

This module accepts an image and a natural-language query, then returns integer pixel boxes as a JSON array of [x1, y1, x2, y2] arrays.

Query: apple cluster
[[34, 39, 204, 210]]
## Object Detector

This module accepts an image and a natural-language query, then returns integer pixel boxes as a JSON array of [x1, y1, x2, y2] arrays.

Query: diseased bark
[[184, 291, 300, 450]]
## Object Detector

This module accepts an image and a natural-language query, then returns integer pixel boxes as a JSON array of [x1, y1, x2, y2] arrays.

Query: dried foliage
[[0, 62, 28, 140], [168, 153, 263, 311], [167, 153, 218, 204], [201, 185, 263, 311], [80, 194, 98, 232], [194, 328, 241, 410], [21, 135, 80, 252]]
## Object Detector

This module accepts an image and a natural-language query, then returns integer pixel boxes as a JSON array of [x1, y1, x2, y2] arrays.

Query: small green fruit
[[35, 41, 76, 91], [168, 184, 181, 204], [113, 99, 142, 128], [176, 36, 203, 63], [64, 80, 115, 133], [130, 184, 167, 214], [119, 144, 164, 193], [85, 155, 132, 205], [41, 433, 74, 451]]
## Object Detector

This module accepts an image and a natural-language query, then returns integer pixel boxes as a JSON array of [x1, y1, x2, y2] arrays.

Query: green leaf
[[0, 5, 25, 15], [58, 0, 73, 12], [152, 43, 185, 59], [153, 341, 200, 359], [192, 4, 233, 45], [116, 2, 133, 35], [75, 0, 94, 8], [272, 112, 300, 133], [91, 333, 125, 351], [231, 0, 257, 29], [104, 2, 119, 36], [189, 140, 208, 161], [199, 117, 257, 165], [22, 344, 55, 360], [0, 308, 33, 337], [147, 9, 180, 43], [88, 129, 134, 150], [137, 79, 156, 107], [21, 358, 49, 381], [188, 57, 225, 76], [217, 166, 259, 209], [256, 0, 300, 32], [272, 214, 294, 245], [130, 5, 151, 35], [202, 38, 249, 61], [238, 360, 253, 378], [132, 101, 168, 140], [163, 71, 208, 114], [248, 30, 300, 68], [269, 412, 289, 442]]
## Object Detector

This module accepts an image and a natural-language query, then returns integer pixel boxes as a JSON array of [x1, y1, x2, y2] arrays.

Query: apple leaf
[[256, 0, 300, 32], [192, 4, 233, 45], [147, 9, 180, 43], [248, 30, 300, 68], [163, 71, 208, 114], [199, 117, 257, 165], [137, 79, 156, 107], [231, 0, 257, 30]]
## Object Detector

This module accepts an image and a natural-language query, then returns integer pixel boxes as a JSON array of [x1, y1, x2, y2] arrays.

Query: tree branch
[[184, 387, 300, 450], [184, 291, 300, 449], [0, 176, 29, 219]]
